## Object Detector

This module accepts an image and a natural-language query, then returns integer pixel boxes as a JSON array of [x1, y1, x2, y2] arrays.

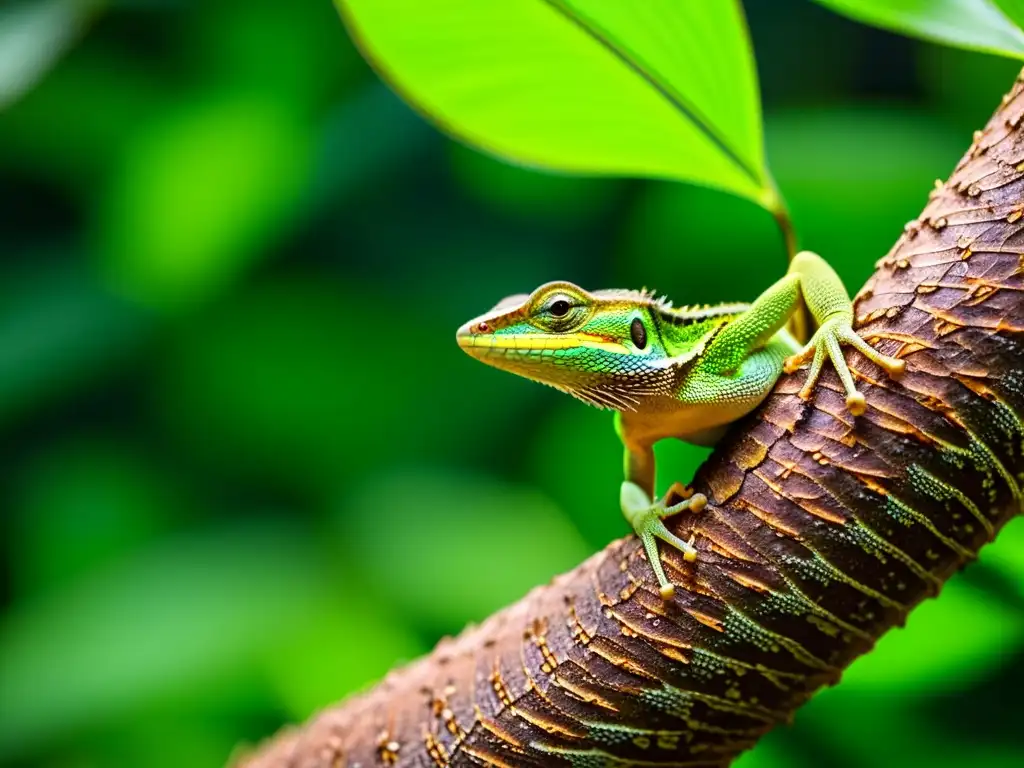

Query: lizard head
[[456, 281, 674, 410]]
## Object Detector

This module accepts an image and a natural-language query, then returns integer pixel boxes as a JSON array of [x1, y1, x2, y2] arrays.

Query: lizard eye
[[549, 299, 570, 317], [529, 288, 588, 332]]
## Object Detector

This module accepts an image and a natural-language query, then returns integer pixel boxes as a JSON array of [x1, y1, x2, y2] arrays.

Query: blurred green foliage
[[0, 1, 1021, 767]]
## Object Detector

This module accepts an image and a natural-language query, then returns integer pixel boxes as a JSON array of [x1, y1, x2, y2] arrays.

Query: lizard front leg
[[700, 250, 905, 415], [616, 427, 707, 599]]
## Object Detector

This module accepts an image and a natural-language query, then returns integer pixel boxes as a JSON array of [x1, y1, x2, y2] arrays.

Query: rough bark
[[234, 73, 1024, 768]]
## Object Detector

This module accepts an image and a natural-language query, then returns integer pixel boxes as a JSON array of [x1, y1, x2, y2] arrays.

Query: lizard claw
[[784, 316, 905, 416]]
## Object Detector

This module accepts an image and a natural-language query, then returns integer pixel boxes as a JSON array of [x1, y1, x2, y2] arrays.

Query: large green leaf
[[337, 0, 776, 208], [994, 0, 1024, 31], [812, 0, 1024, 59]]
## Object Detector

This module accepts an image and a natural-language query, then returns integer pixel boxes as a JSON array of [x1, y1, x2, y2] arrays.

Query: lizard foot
[[783, 315, 905, 416], [620, 481, 707, 600]]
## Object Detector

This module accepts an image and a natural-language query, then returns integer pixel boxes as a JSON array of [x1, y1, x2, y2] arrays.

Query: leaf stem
[[761, 178, 808, 340], [762, 180, 797, 259]]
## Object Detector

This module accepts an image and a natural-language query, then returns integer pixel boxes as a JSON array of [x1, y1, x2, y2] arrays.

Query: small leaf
[[811, 0, 1024, 59], [338, 0, 776, 207]]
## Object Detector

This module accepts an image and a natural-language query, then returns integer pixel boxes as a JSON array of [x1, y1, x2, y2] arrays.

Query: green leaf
[[811, 0, 1024, 59], [994, 0, 1024, 31], [338, 0, 775, 207]]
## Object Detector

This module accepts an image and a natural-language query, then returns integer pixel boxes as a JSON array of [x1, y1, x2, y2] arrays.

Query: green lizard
[[456, 251, 905, 599]]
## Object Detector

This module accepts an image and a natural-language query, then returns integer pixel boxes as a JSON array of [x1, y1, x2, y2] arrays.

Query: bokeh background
[[1, 0, 1023, 766]]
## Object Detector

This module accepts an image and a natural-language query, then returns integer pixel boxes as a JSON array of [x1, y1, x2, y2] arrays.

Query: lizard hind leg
[[784, 316, 905, 416], [620, 481, 707, 599], [782, 251, 906, 416]]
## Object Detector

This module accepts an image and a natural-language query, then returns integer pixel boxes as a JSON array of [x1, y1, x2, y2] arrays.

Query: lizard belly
[[619, 391, 767, 447]]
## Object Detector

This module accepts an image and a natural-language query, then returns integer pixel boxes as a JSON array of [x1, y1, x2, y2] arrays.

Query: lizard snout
[[456, 317, 495, 355]]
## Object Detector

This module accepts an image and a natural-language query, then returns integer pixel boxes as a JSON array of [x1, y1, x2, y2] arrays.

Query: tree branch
[[234, 70, 1024, 768]]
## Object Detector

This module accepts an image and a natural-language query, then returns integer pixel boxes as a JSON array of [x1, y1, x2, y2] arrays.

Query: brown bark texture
[[234, 74, 1024, 768]]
